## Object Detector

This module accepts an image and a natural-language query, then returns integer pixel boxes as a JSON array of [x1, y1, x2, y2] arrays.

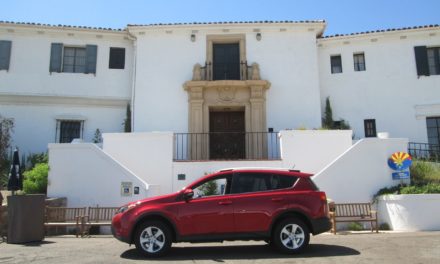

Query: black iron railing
[[199, 61, 253, 81], [408, 142, 440, 162], [174, 132, 281, 161]]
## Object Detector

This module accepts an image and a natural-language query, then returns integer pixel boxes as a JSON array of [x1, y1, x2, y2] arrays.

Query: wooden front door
[[210, 111, 245, 159], [213, 43, 240, 80]]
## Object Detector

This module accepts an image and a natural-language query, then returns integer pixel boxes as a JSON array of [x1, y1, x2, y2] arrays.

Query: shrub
[[400, 183, 440, 194], [23, 163, 49, 194], [410, 160, 440, 185], [25, 152, 48, 170], [379, 223, 390, 230], [348, 222, 363, 231]]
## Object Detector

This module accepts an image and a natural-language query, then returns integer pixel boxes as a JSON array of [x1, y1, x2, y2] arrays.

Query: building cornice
[[318, 24, 440, 43], [0, 21, 129, 39], [0, 93, 129, 108], [128, 21, 326, 37]]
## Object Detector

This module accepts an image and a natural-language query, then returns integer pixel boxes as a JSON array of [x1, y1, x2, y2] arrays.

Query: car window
[[270, 174, 298, 190], [192, 175, 231, 198], [231, 172, 298, 194]]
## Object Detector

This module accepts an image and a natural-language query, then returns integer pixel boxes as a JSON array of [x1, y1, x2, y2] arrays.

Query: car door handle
[[271, 198, 284, 202], [218, 201, 233, 205]]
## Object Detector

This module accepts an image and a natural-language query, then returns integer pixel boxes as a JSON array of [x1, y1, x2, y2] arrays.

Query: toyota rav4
[[112, 168, 331, 257]]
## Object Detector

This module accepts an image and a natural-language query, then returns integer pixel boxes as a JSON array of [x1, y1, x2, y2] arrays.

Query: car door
[[177, 174, 234, 237], [231, 172, 297, 233]]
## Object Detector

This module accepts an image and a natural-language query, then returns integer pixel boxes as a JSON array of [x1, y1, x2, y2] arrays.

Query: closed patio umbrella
[[7, 148, 22, 195]]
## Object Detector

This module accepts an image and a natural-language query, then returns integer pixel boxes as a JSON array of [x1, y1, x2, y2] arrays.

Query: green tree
[[92, 129, 103, 143], [123, 103, 132, 132], [23, 163, 49, 194], [0, 116, 14, 188], [322, 97, 333, 129], [322, 97, 351, 130]]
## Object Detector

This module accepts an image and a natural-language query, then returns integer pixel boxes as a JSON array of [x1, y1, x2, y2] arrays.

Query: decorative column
[[184, 82, 206, 159], [249, 81, 270, 159]]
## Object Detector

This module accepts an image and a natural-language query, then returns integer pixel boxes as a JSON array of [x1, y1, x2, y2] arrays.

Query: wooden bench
[[44, 207, 86, 237], [80, 206, 118, 237], [329, 203, 378, 234]]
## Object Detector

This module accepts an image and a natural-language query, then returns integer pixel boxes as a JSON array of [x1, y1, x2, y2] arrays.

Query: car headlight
[[117, 201, 140, 214]]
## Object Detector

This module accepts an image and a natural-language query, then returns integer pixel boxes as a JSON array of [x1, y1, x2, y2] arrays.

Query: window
[[0, 40, 12, 71], [49, 43, 97, 74], [364, 119, 377, 138], [109, 47, 125, 69], [353, 53, 366, 71], [192, 175, 231, 198], [427, 47, 440, 75], [330, 55, 342, 74], [414, 46, 440, 76], [63, 47, 86, 73], [57, 120, 84, 143], [213, 43, 240, 80], [427, 117, 440, 146], [231, 173, 298, 194]]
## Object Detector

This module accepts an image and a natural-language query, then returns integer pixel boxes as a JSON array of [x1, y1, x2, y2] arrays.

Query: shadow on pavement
[[22, 240, 56, 247], [120, 243, 360, 260]]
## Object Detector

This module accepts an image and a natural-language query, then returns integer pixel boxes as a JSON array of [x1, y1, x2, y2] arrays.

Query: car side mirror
[[183, 188, 194, 201]]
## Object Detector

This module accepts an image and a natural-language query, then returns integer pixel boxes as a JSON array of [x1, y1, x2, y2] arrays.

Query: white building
[[1, 20, 439, 156]]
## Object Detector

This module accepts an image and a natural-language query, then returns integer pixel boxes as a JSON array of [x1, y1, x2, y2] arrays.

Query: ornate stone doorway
[[183, 79, 270, 160]]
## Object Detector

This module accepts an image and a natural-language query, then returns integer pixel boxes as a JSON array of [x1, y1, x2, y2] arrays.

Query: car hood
[[135, 192, 180, 206]]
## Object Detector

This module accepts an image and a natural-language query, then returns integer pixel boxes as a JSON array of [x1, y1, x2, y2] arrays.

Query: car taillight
[[318, 192, 329, 216]]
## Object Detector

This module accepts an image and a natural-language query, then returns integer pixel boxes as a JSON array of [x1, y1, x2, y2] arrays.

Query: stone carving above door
[[217, 87, 237, 102]]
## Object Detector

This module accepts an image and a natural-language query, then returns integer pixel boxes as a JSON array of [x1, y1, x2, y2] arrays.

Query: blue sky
[[1, 0, 439, 36]]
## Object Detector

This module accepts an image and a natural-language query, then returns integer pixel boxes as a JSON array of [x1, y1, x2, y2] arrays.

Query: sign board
[[121, 182, 132, 196], [387, 152, 412, 181], [392, 171, 410, 180]]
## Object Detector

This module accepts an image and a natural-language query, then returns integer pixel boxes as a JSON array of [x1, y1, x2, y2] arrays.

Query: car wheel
[[272, 217, 310, 254], [134, 221, 172, 257]]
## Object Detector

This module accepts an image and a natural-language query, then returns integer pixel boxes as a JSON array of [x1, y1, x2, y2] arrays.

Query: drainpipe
[[127, 27, 137, 132]]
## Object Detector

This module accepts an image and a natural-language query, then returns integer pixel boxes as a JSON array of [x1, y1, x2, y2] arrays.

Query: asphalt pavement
[[0, 231, 439, 263]]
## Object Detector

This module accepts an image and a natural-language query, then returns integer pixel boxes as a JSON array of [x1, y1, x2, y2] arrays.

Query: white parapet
[[377, 194, 440, 231], [313, 137, 409, 203], [279, 130, 353, 173], [48, 143, 149, 208]]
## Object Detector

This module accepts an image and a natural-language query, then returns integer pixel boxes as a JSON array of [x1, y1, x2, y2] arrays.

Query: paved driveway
[[0, 232, 439, 263]]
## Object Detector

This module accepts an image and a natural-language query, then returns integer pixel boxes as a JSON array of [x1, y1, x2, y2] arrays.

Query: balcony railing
[[408, 142, 440, 162], [174, 132, 281, 161], [198, 61, 253, 81]]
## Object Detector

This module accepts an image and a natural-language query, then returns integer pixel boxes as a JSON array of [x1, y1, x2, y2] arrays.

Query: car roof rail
[[218, 167, 301, 173]]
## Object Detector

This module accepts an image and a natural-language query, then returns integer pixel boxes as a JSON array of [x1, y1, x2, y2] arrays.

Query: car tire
[[272, 217, 310, 254], [134, 221, 172, 257]]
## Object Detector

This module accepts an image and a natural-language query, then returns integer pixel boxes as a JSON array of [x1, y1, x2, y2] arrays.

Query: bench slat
[[330, 203, 378, 234]]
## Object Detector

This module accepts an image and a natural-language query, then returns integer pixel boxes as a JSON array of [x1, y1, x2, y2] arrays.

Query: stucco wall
[[318, 28, 440, 142], [103, 132, 174, 194], [313, 138, 409, 203], [377, 194, 440, 231], [132, 24, 323, 133], [48, 143, 148, 207], [48, 131, 410, 208], [279, 130, 353, 173], [0, 103, 126, 154], [0, 25, 133, 98], [0, 25, 133, 154]]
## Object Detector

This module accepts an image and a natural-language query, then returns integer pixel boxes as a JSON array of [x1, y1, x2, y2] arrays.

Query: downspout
[[127, 27, 137, 132]]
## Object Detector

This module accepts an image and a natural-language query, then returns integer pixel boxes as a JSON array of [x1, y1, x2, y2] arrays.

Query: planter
[[377, 194, 440, 231]]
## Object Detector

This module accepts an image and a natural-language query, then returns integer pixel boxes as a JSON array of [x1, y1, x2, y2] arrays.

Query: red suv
[[112, 168, 331, 257]]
